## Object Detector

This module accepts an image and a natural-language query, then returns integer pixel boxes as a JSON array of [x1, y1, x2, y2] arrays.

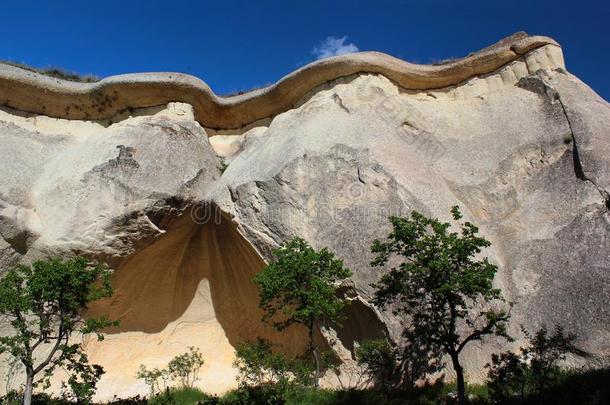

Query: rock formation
[[0, 32, 608, 399]]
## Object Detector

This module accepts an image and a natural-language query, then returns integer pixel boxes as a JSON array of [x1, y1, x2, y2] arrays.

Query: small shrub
[[486, 324, 586, 402], [355, 338, 400, 390], [233, 339, 290, 388], [218, 158, 229, 174], [486, 350, 529, 402], [136, 365, 171, 395], [527, 325, 585, 392], [168, 346, 205, 388], [137, 347, 205, 396], [0, 390, 23, 405], [148, 387, 210, 405], [219, 385, 285, 405]]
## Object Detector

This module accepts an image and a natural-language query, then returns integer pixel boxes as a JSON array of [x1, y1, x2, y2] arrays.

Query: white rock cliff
[[0, 32, 608, 399]]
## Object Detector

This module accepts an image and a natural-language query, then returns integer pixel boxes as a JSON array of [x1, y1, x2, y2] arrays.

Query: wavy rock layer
[[0, 33, 609, 400], [0, 32, 558, 130]]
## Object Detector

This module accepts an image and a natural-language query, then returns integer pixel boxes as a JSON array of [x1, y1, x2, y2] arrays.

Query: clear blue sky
[[2, 0, 609, 100]]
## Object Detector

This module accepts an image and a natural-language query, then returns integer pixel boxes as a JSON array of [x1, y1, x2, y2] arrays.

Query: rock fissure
[[332, 93, 350, 113], [556, 93, 610, 209]]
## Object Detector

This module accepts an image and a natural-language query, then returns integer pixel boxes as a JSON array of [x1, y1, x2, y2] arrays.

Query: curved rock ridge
[[0, 32, 559, 129]]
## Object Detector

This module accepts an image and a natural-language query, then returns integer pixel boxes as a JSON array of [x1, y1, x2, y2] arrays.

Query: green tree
[[252, 237, 352, 386], [371, 207, 511, 405], [0, 257, 116, 405]]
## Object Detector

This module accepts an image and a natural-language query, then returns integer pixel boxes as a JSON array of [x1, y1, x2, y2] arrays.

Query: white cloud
[[312, 36, 359, 60]]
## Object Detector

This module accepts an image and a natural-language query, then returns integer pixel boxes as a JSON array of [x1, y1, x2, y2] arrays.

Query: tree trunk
[[309, 318, 320, 387], [312, 344, 321, 386], [450, 352, 466, 405], [23, 372, 34, 405]]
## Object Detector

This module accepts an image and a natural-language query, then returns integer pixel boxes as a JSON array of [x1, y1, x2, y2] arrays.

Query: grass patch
[[1, 60, 100, 82], [149, 387, 213, 405]]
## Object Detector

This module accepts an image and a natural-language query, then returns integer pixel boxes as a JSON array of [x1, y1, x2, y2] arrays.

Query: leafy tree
[[167, 346, 205, 388], [252, 237, 352, 386], [61, 352, 105, 403], [486, 324, 586, 402], [371, 207, 511, 405], [0, 257, 115, 405]]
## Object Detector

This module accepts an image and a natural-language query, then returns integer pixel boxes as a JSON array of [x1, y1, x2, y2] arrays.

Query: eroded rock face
[[0, 36, 608, 399], [208, 58, 610, 380], [0, 103, 219, 262]]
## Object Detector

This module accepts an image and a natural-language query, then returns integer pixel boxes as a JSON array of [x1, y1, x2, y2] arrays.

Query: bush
[[168, 347, 205, 388], [487, 350, 529, 401], [218, 385, 286, 405], [136, 347, 205, 396], [233, 338, 341, 392], [486, 324, 586, 402], [148, 387, 211, 405], [355, 338, 400, 390], [233, 339, 290, 388], [137, 365, 172, 396]]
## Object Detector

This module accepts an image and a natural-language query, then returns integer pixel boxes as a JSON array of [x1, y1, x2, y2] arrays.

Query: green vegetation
[[233, 338, 290, 388], [486, 324, 588, 403], [148, 387, 211, 405], [137, 347, 205, 395], [2, 371, 609, 405], [371, 206, 511, 404], [354, 338, 400, 391], [0, 257, 116, 405], [252, 237, 352, 386], [1, 60, 100, 82], [168, 347, 205, 388], [136, 366, 171, 396], [217, 158, 229, 174], [1, 208, 605, 404]]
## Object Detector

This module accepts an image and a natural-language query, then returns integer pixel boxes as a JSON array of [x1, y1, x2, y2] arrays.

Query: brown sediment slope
[[86, 209, 309, 396], [0, 32, 558, 129]]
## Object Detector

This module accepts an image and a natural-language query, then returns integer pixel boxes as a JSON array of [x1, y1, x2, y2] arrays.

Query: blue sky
[[2, 0, 609, 100]]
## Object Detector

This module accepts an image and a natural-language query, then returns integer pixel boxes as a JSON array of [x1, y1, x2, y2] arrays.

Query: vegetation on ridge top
[[1, 60, 100, 82]]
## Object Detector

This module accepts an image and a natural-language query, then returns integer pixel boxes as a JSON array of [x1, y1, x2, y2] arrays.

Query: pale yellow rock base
[[82, 212, 309, 401]]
